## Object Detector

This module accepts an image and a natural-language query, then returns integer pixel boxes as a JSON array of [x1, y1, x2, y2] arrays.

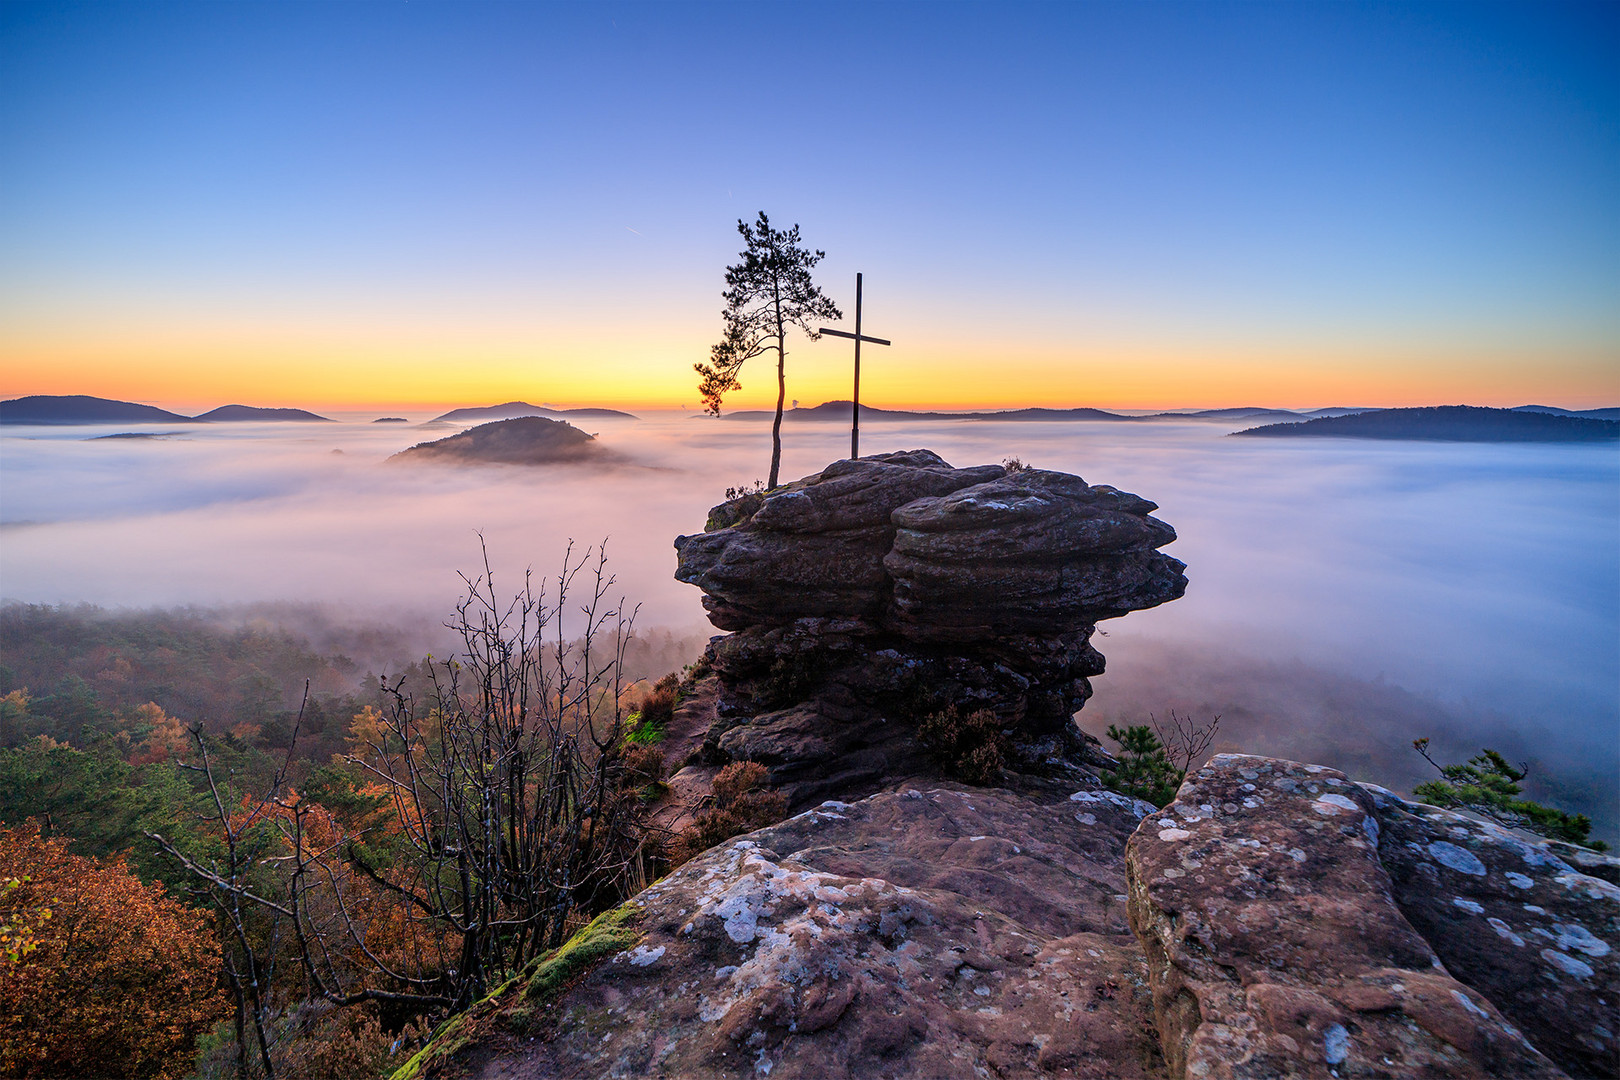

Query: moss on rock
[[389, 901, 642, 1080]]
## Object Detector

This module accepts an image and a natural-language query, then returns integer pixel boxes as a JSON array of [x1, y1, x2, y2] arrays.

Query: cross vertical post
[[852, 273, 862, 459], [818, 274, 890, 462]]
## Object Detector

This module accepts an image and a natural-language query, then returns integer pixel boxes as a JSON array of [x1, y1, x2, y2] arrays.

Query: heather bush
[[917, 705, 1005, 785], [671, 761, 788, 865]]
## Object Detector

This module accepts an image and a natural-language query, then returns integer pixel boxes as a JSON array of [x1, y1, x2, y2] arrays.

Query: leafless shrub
[[1149, 709, 1221, 774], [917, 705, 1005, 785]]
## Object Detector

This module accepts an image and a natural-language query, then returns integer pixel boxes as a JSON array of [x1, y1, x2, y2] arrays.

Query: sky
[[1, 1, 1616, 411]]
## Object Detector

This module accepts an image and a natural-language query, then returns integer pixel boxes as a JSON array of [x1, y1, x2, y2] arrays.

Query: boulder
[[1366, 784, 1620, 1079], [1126, 755, 1562, 1079], [674, 451, 1004, 629], [674, 454, 1186, 641], [456, 783, 1165, 1080]]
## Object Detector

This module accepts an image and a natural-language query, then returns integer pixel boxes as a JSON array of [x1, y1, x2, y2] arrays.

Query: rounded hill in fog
[[1233, 405, 1619, 442], [389, 416, 610, 466]]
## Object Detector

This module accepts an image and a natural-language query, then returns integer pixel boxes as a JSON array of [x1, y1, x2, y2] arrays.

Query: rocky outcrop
[[1126, 755, 1564, 1078], [406, 762, 1616, 1080], [1367, 784, 1620, 1079], [672, 452, 1186, 807], [443, 782, 1168, 1080], [886, 469, 1184, 639], [674, 451, 1185, 639]]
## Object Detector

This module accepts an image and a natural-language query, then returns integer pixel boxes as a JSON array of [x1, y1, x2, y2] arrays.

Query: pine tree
[[695, 212, 841, 488]]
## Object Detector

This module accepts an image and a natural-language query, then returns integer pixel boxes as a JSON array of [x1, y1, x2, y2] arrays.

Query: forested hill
[[1233, 405, 1620, 442], [0, 394, 197, 425], [0, 395, 332, 424]]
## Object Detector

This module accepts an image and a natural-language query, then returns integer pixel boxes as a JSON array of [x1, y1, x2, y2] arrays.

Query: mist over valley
[[3, 404, 1614, 839]]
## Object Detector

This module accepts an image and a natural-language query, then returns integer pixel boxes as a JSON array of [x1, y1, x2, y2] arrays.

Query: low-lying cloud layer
[[3, 411, 1615, 837]]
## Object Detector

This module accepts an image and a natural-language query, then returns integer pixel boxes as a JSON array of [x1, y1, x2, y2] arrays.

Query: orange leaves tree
[[149, 542, 664, 1078], [0, 820, 227, 1080]]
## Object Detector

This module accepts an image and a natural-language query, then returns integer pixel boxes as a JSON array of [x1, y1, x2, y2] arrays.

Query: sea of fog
[[2, 410, 1616, 840]]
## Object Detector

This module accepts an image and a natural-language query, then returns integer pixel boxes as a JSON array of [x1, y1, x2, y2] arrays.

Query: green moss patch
[[525, 902, 642, 1001], [389, 902, 642, 1080]]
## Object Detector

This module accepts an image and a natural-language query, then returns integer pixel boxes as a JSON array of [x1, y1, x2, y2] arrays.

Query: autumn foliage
[[0, 820, 228, 1079]]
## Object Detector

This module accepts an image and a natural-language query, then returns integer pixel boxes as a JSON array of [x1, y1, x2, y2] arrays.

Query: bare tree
[[151, 541, 660, 1077], [347, 540, 655, 1005], [695, 211, 842, 488]]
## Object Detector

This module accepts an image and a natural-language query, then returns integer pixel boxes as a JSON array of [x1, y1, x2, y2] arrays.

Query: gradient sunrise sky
[[1, 1, 1615, 412]]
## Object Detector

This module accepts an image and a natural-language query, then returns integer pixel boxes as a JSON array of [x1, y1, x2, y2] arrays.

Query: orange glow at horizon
[[2, 325, 1616, 414]]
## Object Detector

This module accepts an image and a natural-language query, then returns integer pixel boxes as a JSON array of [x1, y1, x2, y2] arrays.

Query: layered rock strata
[[673, 451, 1187, 805]]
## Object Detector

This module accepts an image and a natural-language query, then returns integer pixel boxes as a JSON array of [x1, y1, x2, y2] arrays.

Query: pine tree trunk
[[769, 290, 786, 488]]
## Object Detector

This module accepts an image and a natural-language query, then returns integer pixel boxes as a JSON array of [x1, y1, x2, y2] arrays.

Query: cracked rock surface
[[1126, 755, 1574, 1079], [1368, 784, 1619, 1079], [421, 759, 1617, 1080], [471, 784, 1166, 1080]]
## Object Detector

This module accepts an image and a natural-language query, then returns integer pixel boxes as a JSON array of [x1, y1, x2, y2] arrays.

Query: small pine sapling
[[1412, 739, 1605, 851], [1102, 724, 1184, 808]]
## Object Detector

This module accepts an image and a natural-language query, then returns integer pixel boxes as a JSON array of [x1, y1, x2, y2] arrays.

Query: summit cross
[[818, 272, 890, 460]]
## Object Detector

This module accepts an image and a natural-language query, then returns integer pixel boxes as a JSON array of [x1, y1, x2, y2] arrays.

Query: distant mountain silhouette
[[87, 431, 184, 440], [193, 405, 333, 422], [0, 395, 196, 425], [1142, 407, 1310, 422], [430, 401, 638, 423], [372, 417, 409, 423], [1513, 404, 1620, 420], [720, 401, 1329, 423], [1, 395, 336, 424], [1233, 406, 1620, 442], [723, 400, 1132, 422], [389, 416, 612, 465]]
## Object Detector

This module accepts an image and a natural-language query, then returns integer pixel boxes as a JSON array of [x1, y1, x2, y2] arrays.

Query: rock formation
[[672, 451, 1187, 806], [396, 454, 1618, 1080], [1127, 756, 1567, 1079], [406, 765, 1615, 1080]]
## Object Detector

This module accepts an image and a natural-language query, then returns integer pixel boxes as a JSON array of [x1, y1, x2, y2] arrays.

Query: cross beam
[[818, 272, 890, 460]]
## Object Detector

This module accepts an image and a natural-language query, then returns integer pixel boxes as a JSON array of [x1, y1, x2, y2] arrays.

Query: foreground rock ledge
[[428, 783, 1167, 1080], [399, 756, 1617, 1080], [1127, 755, 1565, 1079]]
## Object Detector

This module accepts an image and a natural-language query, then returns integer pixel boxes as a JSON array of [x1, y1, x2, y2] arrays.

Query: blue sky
[[2, 1, 1615, 408]]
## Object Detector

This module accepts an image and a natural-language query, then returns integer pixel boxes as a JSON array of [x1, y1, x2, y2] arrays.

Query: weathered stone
[[693, 625, 1109, 807], [886, 470, 1186, 639], [671, 452, 1183, 808], [1365, 783, 1620, 1079], [673, 451, 1003, 629], [464, 784, 1165, 1080], [1127, 755, 1562, 1079]]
